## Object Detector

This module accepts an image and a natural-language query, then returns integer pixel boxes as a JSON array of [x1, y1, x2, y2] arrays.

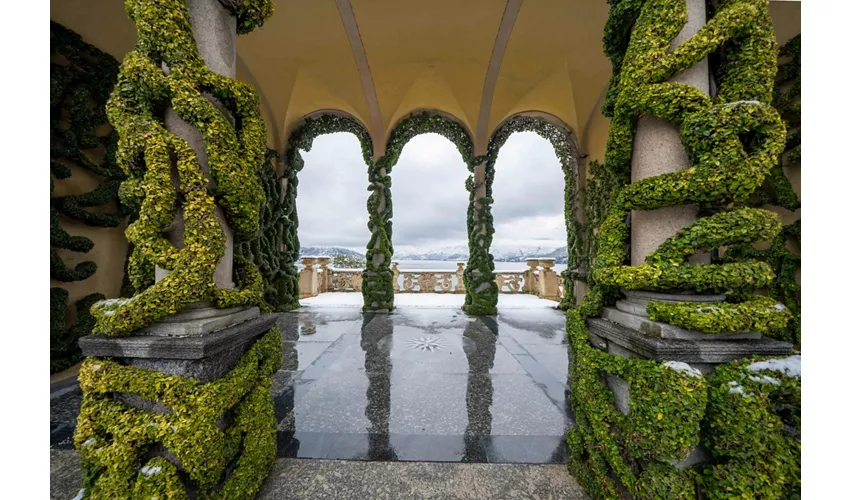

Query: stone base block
[[617, 290, 726, 317], [79, 314, 278, 382], [136, 302, 260, 337], [587, 317, 793, 374], [602, 307, 761, 341]]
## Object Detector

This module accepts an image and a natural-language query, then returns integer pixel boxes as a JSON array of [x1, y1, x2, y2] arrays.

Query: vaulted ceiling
[[51, 0, 801, 156]]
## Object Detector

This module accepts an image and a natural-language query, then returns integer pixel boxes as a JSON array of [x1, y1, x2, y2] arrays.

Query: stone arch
[[362, 109, 477, 311], [279, 110, 375, 310], [485, 111, 584, 309]]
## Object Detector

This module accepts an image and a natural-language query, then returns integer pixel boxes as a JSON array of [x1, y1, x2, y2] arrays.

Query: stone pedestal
[[137, 301, 260, 337], [317, 257, 331, 293], [537, 259, 560, 300], [77, 314, 279, 494], [455, 262, 466, 294], [80, 314, 278, 382], [523, 259, 539, 294], [299, 257, 320, 298]]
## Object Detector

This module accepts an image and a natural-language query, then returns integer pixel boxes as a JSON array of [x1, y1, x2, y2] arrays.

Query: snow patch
[[747, 355, 801, 378], [663, 361, 702, 378], [71, 488, 86, 500], [82, 438, 97, 447], [723, 100, 762, 107], [727, 381, 753, 398], [748, 375, 781, 386], [140, 465, 162, 476]]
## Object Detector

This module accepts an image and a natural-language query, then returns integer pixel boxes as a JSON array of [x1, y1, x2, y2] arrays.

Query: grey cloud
[[295, 131, 568, 252]]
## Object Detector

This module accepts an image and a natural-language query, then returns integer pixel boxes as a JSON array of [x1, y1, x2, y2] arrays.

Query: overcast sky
[[296, 131, 567, 254]]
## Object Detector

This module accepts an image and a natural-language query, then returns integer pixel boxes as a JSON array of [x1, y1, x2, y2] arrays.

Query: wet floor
[[272, 306, 573, 464], [50, 305, 573, 465]]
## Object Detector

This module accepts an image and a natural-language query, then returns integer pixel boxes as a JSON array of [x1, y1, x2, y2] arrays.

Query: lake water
[[299, 258, 567, 273]]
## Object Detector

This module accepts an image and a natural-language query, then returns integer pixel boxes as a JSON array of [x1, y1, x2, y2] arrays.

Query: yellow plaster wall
[[352, 0, 505, 145]]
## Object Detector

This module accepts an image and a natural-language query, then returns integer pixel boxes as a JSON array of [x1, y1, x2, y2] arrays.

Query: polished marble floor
[[50, 300, 573, 465], [272, 304, 572, 464]]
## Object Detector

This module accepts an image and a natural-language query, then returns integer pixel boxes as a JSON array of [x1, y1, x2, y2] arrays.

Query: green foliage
[[281, 113, 373, 311], [722, 36, 802, 346], [235, 149, 290, 312], [50, 22, 127, 373], [568, 1, 799, 498], [93, 0, 271, 336], [75, 327, 282, 499], [332, 254, 366, 269], [647, 295, 792, 336], [699, 357, 801, 499], [483, 115, 584, 312], [566, 309, 707, 499]]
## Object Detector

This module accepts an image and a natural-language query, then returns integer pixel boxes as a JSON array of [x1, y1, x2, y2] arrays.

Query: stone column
[[158, 0, 237, 288], [631, 0, 710, 265]]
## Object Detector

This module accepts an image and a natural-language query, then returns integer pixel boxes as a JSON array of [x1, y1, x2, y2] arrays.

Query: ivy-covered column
[[463, 158, 498, 315], [630, 0, 709, 265], [363, 156, 396, 310], [157, 0, 240, 290], [567, 1, 799, 497], [74, 1, 281, 498]]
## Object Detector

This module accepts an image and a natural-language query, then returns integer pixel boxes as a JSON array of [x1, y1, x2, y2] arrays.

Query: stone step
[[258, 458, 589, 500], [50, 452, 589, 500]]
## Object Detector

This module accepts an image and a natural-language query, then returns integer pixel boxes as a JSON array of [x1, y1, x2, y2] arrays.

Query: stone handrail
[[298, 256, 565, 301]]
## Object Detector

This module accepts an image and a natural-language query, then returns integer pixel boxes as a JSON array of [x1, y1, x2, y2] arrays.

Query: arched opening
[[390, 133, 470, 278], [278, 112, 374, 310], [296, 133, 371, 259], [484, 113, 582, 310], [490, 131, 568, 268], [361, 110, 479, 311]]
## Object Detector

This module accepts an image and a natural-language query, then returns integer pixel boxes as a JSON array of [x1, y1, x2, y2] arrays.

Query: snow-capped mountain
[[299, 246, 365, 259], [299, 245, 567, 263]]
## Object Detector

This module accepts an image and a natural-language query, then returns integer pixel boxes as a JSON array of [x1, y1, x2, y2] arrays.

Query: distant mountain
[[299, 246, 365, 259], [491, 246, 567, 264], [389, 245, 568, 264], [299, 245, 567, 264]]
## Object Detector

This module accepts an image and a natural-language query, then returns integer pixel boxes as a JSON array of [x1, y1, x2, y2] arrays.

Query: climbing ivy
[[75, 327, 282, 499], [235, 148, 289, 311], [568, 1, 799, 498], [50, 21, 125, 373], [91, 0, 272, 336], [281, 113, 373, 310], [75, 1, 278, 498], [722, 35, 801, 346], [376, 111, 482, 312], [483, 115, 583, 311]]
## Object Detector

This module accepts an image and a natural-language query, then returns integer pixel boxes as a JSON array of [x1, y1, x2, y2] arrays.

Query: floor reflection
[[273, 306, 571, 464], [361, 313, 397, 460], [462, 319, 495, 462]]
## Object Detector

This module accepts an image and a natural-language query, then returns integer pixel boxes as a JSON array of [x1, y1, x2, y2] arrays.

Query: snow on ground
[[299, 292, 561, 309]]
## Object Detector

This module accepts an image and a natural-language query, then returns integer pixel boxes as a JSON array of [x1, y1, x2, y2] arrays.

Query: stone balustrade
[[298, 256, 565, 300]]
